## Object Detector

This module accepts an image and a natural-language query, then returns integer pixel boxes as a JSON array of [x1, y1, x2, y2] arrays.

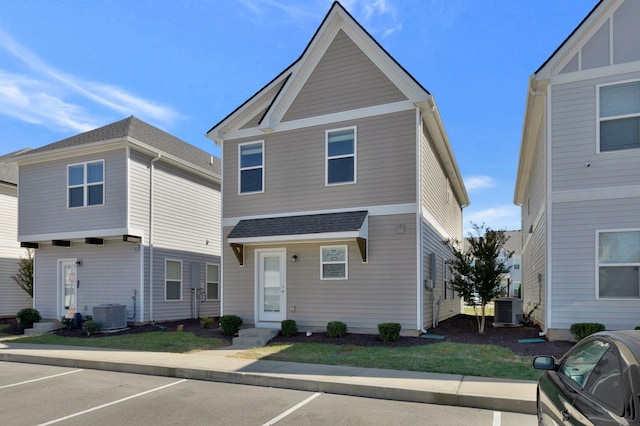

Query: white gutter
[[149, 153, 161, 322]]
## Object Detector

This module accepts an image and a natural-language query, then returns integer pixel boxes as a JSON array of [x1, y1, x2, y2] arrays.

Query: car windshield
[[560, 339, 610, 387]]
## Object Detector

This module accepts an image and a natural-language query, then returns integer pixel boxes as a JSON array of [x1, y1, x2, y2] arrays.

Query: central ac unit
[[493, 298, 522, 326], [93, 304, 127, 330]]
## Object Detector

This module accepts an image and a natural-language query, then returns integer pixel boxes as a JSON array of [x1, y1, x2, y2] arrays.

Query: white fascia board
[[228, 230, 365, 246], [19, 227, 145, 243], [14, 139, 126, 165]]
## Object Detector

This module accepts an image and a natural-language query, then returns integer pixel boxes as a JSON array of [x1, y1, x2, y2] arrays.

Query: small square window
[[599, 81, 640, 152], [67, 160, 104, 208], [321, 245, 348, 279]]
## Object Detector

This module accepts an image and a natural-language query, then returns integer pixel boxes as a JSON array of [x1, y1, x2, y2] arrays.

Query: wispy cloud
[[464, 205, 521, 235], [464, 175, 496, 191], [0, 27, 180, 133]]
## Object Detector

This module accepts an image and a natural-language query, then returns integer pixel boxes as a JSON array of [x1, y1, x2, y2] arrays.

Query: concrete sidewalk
[[0, 339, 536, 415]]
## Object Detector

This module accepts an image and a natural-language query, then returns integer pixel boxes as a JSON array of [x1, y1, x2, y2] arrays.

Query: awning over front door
[[227, 210, 368, 265]]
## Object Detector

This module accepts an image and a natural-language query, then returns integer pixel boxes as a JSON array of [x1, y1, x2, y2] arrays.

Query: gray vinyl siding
[[222, 214, 418, 332], [550, 197, 640, 331], [33, 241, 140, 320], [283, 30, 406, 122], [19, 149, 127, 237], [128, 151, 151, 238], [551, 71, 640, 192], [421, 220, 460, 329], [224, 110, 416, 218], [420, 122, 463, 241]]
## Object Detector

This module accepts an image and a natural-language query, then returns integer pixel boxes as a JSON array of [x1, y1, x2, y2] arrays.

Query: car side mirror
[[533, 355, 557, 370]]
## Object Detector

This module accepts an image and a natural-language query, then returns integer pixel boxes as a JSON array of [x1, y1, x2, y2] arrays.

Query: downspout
[[149, 153, 161, 322]]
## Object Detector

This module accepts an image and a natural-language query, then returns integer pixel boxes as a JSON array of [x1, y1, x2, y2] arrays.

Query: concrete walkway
[[0, 339, 536, 415]]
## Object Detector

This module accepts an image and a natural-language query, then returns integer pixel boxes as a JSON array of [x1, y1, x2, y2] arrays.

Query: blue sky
[[0, 0, 597, 235]]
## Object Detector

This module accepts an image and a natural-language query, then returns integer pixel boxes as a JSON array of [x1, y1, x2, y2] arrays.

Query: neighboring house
[[207, 2, 469, 334], [0, 149, 33, 317], [14, 116, 221, 324], [499, 231, 522, 297], [515, 0, 640, 340]]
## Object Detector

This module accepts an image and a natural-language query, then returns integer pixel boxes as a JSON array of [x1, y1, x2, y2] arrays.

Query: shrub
[[16, 308, 41, 328], [220, 315, 243, 336], [636, 326, 640, 331], [281, 319, 298, 337], [82, 320, 103, 336], [327, 321, 347, 338], [61, 317, 74, 329], [378, 322, 401, 342], [570, 323, 605, 341], [200, 317, 214, 329]]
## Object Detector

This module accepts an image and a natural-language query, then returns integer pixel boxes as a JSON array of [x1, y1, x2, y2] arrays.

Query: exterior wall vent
[[93, 304, 127, 329]]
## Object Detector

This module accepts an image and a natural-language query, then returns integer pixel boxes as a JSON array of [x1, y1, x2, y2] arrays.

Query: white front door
[[257, 249, 286, 323], [59, 260, 78, 318]]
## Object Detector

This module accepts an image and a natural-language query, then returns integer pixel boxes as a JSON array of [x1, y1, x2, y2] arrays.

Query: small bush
[[378, 322, 402, 342], [84, 315, 93, 321], [570, 323, 605, 341], [635, 326, 640, 331], [16, 308, 41, 328], [220, 315, 243, 336], [61, 317, 73, 329], [281, 319, 298, 337], [82, 320, 103, 336], [327, 321, 347, 338], [200, 317, 214, 329]]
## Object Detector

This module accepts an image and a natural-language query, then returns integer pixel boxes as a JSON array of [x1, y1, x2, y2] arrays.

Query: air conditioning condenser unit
[[493, 298, 522, 327], [93, 304, 127, 330]]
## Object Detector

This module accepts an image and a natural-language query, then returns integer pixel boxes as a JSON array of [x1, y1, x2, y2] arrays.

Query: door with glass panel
[[257, 249, 286, 322], [59, 260, 78, 318]]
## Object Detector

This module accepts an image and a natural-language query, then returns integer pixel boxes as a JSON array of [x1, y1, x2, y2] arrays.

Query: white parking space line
[[37, 378, 188, 426], [262, 392, 322, 426], [0, 369, 83, 389], [493, 411, 501, 426]]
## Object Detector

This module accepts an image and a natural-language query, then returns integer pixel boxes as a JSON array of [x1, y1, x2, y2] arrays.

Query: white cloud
[[464, 175, 496, 191], [463, 205, 521, 235], [0, 27, 180, 132]]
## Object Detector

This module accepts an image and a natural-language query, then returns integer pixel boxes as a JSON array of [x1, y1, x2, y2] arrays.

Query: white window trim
[[67, 160, 105, 208], [596, 78, 640, 154], [238, 140, 264, 195], [320, 244, 348, 280], [165, 259, 183, 302], [206, 263, 220, 301], [595, 228, 640, 300], [325, 126, 357, 186]]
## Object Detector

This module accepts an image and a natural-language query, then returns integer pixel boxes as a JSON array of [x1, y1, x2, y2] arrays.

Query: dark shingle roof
[[0, 148, 32, 185], [24, 116, 220, 176], [228, 211, 368, 239]]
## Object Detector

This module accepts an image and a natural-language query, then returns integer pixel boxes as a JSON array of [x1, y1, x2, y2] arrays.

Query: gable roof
[[0, 148, 32, 186], [14, 116, 220, 181]]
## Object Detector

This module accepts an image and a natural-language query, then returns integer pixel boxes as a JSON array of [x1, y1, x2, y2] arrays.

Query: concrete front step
[[232, 328, 279, 348], [24, 321, 58, 336]]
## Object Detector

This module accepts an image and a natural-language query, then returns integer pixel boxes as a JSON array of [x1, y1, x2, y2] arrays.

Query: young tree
[[11, 249, 34, 298], [443, 223, 512, 335]]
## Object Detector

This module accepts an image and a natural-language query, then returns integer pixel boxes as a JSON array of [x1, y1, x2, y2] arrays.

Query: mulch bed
[[2, 314, 573, 359]]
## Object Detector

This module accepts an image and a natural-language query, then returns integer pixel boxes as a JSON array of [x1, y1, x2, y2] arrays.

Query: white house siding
[[128, 151, 151, 238], [224, 110, 416, 218], [520, 113, 548, 330], [283, 30, 407, 122], [147, 161, 221, 321], [551, 198, 640, 335], [0, 184, 32, 316], [19, 149, 128, 238], [33, 240, 140, 321], [222, 214, 417, 333]]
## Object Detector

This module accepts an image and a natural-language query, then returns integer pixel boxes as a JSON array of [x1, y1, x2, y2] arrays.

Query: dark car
[[533, 330, 640, 425]]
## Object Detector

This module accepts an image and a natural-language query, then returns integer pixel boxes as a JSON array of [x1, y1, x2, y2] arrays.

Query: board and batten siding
[[550, 197, 640, 331], [33, 241, 140, 320], [224, 110, 416, 218], [18, 149, 128, 238], [283, 30, 407, 122], [420, 122, 463, 242], [551, 71, 640, 192], [222, 214, 418, 332]]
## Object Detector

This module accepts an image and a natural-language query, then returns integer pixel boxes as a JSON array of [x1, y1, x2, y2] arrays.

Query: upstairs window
[[599, 81, 640, 152], [326, 127, 356, 185], [239, 141, 264, 194], [598, 230, 640, 298], [68, 160, 104, 208]]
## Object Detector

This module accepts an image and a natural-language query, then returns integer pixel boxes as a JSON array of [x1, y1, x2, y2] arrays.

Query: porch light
[[291, 254, 299, 263]]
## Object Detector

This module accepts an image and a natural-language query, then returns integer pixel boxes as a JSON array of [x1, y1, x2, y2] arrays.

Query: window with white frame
[[326, 127, 356, 185], [239, 141, 264, 194], [599, 81, 640, 152], [321, 245, 348, 279], [206, 264, 219, 300], [598, 230, 640, 298], [165, 260, 182, 301], [68, 160, 104, 208], [512, 258, 520, 270]]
